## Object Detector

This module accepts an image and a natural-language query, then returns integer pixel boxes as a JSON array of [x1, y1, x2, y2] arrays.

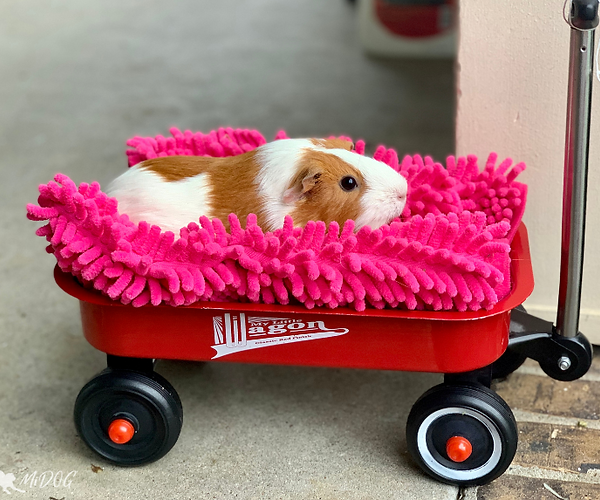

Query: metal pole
[[556, 1, 598, 338]]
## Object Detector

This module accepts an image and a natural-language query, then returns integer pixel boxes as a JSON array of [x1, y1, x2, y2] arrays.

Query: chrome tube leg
[[556, 2, 598, 338], [503, 2, 596, 383]]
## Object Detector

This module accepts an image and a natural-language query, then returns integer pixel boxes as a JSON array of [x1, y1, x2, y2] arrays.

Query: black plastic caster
[[537, 332, 593, 381], [508, 308, 593, 382], [406, 383, 518, 486], [74, 369, 183, 466]]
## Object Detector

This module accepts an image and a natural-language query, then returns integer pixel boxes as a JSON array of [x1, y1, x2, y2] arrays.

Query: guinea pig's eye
[[340, 176, 358, 191]]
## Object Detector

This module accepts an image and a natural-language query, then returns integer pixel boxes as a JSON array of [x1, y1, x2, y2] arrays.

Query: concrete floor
[[1, 0, 459, 498]]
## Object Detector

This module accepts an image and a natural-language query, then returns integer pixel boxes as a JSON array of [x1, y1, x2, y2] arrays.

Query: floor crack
[[457, 486, 479, 500]]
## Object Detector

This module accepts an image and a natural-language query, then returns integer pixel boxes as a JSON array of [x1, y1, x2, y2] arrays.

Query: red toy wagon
[[37, 0, 598, 487], [57, 222, 540, 486]]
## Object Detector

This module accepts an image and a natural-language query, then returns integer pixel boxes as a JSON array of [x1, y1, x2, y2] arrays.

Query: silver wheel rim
[[416, 406, 503, 482]]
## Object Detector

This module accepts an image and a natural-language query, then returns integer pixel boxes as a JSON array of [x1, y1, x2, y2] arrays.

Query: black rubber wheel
[[74, 369, 183, 466], [406, 383, 518, 486]]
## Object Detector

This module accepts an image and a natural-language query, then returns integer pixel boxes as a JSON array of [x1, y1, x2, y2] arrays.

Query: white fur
[[106, 166, 212, 234]]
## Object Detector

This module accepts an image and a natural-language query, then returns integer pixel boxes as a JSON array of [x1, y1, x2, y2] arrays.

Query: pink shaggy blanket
[[27, 127, 527, 312]]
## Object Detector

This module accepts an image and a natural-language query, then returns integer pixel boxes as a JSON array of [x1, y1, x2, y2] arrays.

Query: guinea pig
[[106, 138, 408, 234]]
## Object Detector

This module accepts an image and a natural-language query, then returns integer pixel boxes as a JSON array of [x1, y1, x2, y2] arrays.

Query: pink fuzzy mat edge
[[27, 127, 527, 312]]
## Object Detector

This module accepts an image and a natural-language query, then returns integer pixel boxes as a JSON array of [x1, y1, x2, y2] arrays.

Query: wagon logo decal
[[211, 314, 349, 359]]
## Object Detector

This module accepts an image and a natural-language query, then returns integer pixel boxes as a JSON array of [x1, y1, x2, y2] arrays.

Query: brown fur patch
[[207, 151, 267, 228], [141, 152, 266, 229], [141, 156, 214, 181], [289, 149, 363, 227], [309, 138, 354, 151]]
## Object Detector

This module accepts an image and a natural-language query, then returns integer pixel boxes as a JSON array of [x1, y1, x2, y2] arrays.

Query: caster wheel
[[406, 383, 518, 486], [74, 369, 183, 466], [538, 332, 593, 382]]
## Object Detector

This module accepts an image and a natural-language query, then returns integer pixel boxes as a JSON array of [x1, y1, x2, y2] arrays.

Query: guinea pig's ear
[[283, 171, 321, 205]]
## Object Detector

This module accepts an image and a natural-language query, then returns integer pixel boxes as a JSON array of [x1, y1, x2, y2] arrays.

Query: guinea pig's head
[[269, 138, 408, 230]]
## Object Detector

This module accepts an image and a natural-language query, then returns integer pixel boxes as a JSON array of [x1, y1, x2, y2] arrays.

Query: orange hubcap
[[446, 435, 473, 463], [108, 418, 135, 444]]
